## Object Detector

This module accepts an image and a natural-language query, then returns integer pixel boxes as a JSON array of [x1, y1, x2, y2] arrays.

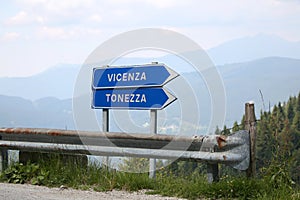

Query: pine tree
[[291, 92, 300, 150], [222, 125, 230, 135], [214, 126, 221, 135], [292, 112, 300, 132], [270, 105, 279, 136], [292, 93, 300, 131], [296, 93, 300, 113], [232, 121, 240, 132], [279, 119, 293, 157], [277, 102, 285, 132], [287, 97, 296, 124], [240, 115, 245, 130], [256, 111, 275, 169]]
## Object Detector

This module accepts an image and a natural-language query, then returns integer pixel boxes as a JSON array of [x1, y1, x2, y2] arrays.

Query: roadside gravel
[[0, 183, 185, 200]]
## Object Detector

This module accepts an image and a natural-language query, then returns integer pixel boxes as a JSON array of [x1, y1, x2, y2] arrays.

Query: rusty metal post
[[245, 102, 256, 177]]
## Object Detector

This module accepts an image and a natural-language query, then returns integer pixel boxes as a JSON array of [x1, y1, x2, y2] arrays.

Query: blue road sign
[[92, 64, 178, 89], [92, 88, 176, 110]]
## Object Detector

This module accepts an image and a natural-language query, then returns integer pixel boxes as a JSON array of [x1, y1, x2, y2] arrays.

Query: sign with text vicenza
[[92, 63, 179, 110]]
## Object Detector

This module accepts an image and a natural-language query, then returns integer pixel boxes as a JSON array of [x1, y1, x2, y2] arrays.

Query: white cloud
[[88, 14, 102, 23], [1, 32, 20, 41], [3, 1, 300, 45], [36, 16, 46, 24], [5, 10, 47, 26], [19, 0, 94, 12], [144, 0, 180, 8], [37, 26, 67, 39], [5, 11, 30, 25], [85, 28, 102, 35], [36, 25, 102, 40], [112, 9, 130, 17]]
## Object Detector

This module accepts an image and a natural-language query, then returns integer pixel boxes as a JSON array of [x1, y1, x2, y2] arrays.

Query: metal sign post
[[149, 110, 158, 179], [102, 109, 109, 169]]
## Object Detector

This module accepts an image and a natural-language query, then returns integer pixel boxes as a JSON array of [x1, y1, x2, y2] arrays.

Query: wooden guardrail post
[[245, 102, 256, 177]]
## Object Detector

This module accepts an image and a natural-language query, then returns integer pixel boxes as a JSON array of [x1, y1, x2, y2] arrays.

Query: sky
[[1, 0, 300, 77]]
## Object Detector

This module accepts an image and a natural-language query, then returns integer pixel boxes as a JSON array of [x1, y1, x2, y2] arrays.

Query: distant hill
[[1, 57, 300, 131], [1, 33, 300, 130], [208, 34, 300, 65], [0, 63, 80, 100], [0, 95, 74, 129], [219, 57, 300, 124]]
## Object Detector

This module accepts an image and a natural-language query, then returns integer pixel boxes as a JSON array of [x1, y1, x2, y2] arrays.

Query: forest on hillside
[[254, 93, 300, 184]]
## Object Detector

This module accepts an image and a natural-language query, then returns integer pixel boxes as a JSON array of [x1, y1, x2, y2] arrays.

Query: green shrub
[[2, 162, 48, 185]]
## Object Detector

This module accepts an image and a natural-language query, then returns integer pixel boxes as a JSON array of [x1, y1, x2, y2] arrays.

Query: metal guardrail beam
[[0, 128, 204, 151], [0, 128, 250, 170], [0, 141, 245, 163], [0, 128, 244, 151]]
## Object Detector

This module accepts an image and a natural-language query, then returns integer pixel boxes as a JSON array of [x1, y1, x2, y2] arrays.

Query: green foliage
[[118, 157, 165, 174], [256, 92, 300, 185], [158, 160, 206, 178], [1, 162, 48, 185], [114, 172, 156, 191], [0, 155, 299, 200], [260, 145, 295, 191], [287, 96, 296, 123], [203, 176, 262, 199], [232, 121, 240, 132], [118, 157, 149, 173], [0, 156, 156, 192], [150, 173, 264, 200], [222, 125, 231, 135]]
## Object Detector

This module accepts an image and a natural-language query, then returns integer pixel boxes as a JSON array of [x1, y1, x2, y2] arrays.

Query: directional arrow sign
[[92, 64, 178, 89], [92, 88, 177, 110]]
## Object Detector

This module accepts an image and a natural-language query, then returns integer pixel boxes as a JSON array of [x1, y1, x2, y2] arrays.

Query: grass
[[0, 153, 299, 200]]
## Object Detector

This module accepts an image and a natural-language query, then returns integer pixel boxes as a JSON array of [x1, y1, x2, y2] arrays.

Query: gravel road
[[0, 183, 185, 200]]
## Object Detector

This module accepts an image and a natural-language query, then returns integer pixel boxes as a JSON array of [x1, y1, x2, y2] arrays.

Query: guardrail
[[0, 128, 249, 165], [0, 103, 256, 183], [0, 128, 249, 182]]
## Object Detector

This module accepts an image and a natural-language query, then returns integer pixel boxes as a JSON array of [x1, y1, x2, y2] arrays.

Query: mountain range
[[1, 34, 300, 133]]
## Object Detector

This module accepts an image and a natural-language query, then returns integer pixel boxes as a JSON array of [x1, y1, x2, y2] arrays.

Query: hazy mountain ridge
[[1, 34, 300, 130], [1, 56, 300, 130], [0, 95, 74, 129], [0, 63, 80, 100]]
